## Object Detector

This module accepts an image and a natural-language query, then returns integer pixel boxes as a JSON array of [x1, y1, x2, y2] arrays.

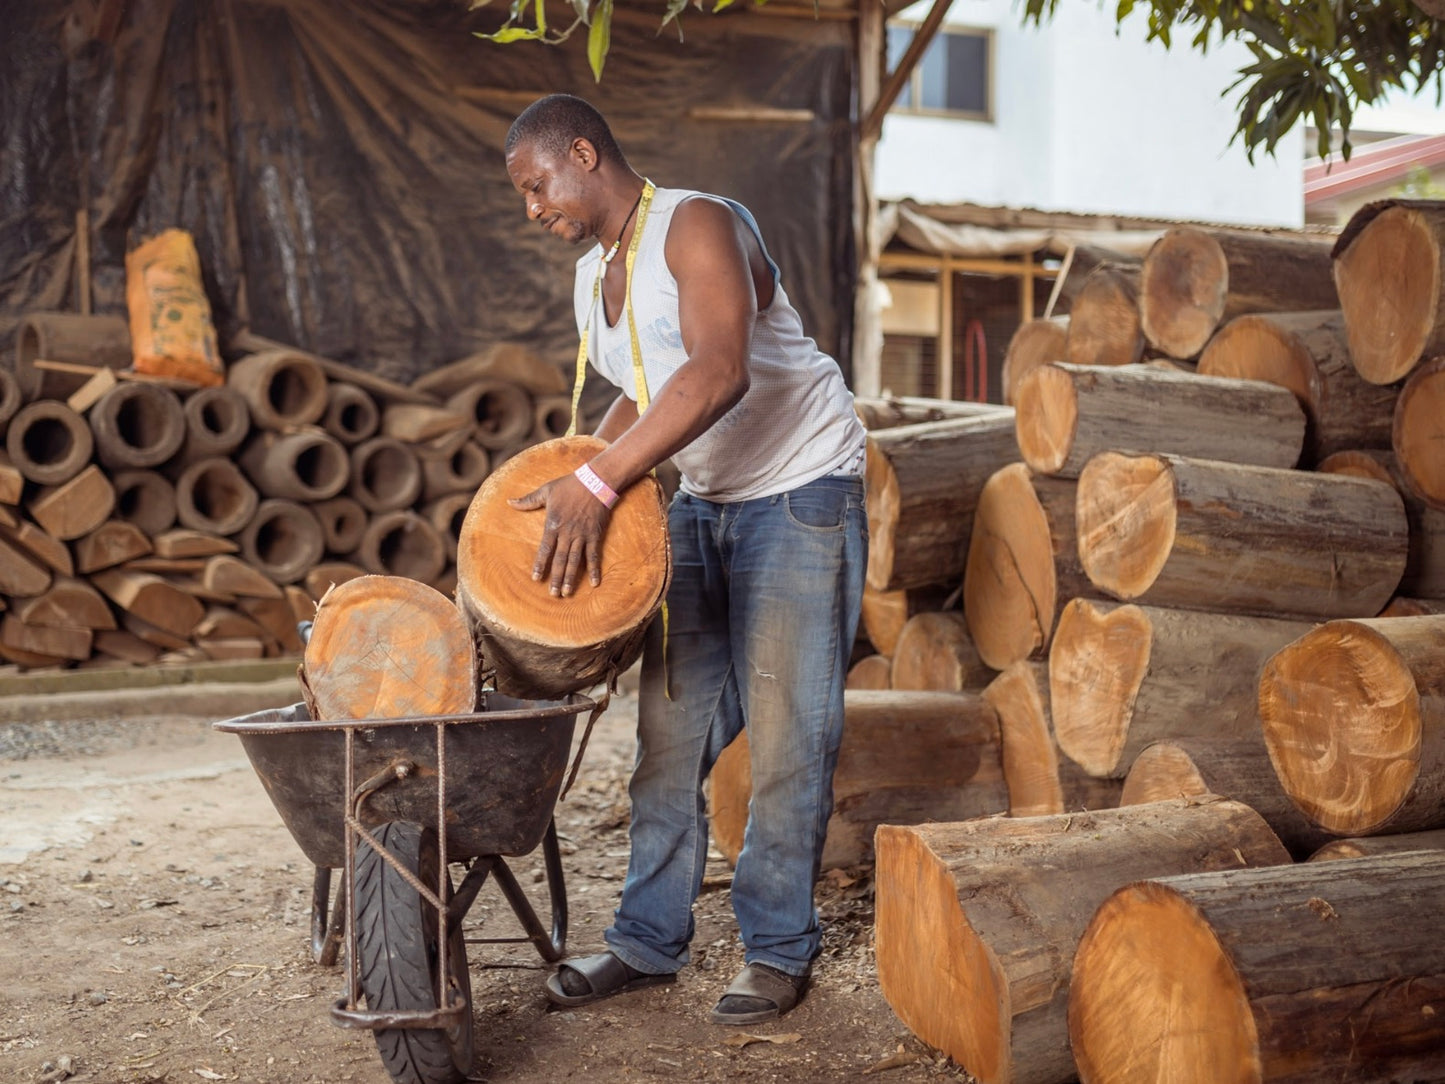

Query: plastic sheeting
[[0, 0, 857, 385]]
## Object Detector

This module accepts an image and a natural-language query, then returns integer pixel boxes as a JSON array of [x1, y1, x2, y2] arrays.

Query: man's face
[[506, 139, 592, 246]]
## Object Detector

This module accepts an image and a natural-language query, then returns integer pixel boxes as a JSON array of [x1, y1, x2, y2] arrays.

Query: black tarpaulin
[[0, 0, 856, 385]]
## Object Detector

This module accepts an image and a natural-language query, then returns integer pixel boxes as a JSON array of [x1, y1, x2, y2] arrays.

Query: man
[[504, 94, 867, 1026]]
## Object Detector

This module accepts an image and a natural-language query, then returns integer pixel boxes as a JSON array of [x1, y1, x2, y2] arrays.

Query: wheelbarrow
[[214, 689, 602, 1084]]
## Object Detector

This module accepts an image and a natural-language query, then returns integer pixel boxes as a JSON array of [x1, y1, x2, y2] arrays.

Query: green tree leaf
[[588, 0, 614, 81]]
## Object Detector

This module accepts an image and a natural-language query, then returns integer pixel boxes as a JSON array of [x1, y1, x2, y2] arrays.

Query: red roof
[[1306, 132, 1445, 204]]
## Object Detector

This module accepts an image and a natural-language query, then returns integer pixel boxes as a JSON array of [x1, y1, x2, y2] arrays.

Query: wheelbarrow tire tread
[[355, 821, 474, 1084]]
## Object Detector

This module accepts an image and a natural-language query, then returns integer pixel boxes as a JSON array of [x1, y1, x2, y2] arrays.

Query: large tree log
[[1259, 615, 1445, 836], [983, 661, 1121, 818], [860, 583, 951, 657], [1076, 452, 1407, 619], [865, 412, 1020, 592], [455, 435, 670, 699], [1138, 228, 1337, 359], [1063, 266, 1144, 369], [710, 689, 1006, 870], [1332, 199, 1445, 385], [874, 799, 1288, 1084], [1393, 353, 1445, 512], [845, 653, 892, 690], [890, 611, 992, 691], [1315, 449, 1445, 600], [1197, 310, 1396, 464], [854, 395, 1010, 430], [1050, 599, 1315, 779], [300, 574, 477, 720], [29, 465, 115, 541], [1121, 737, 1332, 858], [1015, 363, 1304, 479], [1001, 316, 1069, 406], [1308, 828, 1445, 862], [1070, 851, 1445, 1084], [963, 464, 1092, 671], [6, 400, 93, 486]]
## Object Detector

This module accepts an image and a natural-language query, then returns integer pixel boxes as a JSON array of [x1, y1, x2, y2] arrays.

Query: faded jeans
[[602, 473, 868, 978]]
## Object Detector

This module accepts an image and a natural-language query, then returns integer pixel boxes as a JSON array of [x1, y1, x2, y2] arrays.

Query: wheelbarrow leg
[[486, 819, 568, 963], [311, 866, 346, 967]]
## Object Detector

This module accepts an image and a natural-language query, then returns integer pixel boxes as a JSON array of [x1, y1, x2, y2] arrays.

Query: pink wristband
[[574, 462, 619, 509]]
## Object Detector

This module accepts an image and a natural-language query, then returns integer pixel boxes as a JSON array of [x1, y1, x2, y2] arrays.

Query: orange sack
[[124, 228, 224, 386]]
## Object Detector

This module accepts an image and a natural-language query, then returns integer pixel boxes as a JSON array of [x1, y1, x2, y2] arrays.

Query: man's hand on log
[[509, 474, 610, 597]]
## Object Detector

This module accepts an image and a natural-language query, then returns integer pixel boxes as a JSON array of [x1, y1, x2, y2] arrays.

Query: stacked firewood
[[0, 313, 572, 670], [715, 204, 1445, 1083]]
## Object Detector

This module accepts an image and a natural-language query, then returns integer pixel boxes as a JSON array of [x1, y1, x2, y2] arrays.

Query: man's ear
[[571, 137, 601, 171]]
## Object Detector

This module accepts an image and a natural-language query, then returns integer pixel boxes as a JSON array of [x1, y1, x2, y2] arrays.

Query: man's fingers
[[509, 486, 547, 511], [532, 516, 561, 581], [550, 537, 580, 597], [560, 539, 588, 598], [585, 535, 602, 587]]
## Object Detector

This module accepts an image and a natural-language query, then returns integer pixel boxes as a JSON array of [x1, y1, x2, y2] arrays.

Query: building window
[[886, 23, 992, 121]]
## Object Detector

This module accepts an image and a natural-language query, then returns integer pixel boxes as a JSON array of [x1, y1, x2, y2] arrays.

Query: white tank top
[[573, 186, 866, 502]]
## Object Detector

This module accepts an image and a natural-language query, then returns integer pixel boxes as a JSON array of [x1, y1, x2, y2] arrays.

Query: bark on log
[[890, 611, 993, 692], [983, 661, 1121, 818], [1382, 596, 1445, 617], [421, 440, 490, 502], [91, 568, 203, 638], [311, 496, 368, 554], [1069, 851, 1445, 1084], [447, 380, 535, 451], [111, 469, 176, 536], [179, 384, 250, 463], [226, 350, 328, 430], [1315, 449, 1445, 600], [348, 436, 423, 513], [13, 577, 116, 631], [1259, 615, 1445, 836], [235, 499, 325, 586], [455, 435, 670, 699], [963, 464, 1094, 670], [30, 465, 115, 541], [1121, 737, 1333, 858], [1076, 452, 1407, 619], [859, 583, 950, 658], [1393, 353, 1445, 512], [1064, 266, 1144, 369], [1015, 363, 1305, 478], [845, 654, 893, 690], [1308, 828, 1445, 862], [321, 381, 380, 446], [1332, 199, 1445, 384], [74, 520, 153, 574], [13, 311, 131, 400], [1197, 310, 1396, 464], [865, 412, 1020, 592], [89, 383, 185, 470], [300, 574, 477, 721], [239, 430, 350, 503], [1139, 228, 1337, 359], [173, 458, 259, 537], [710, 689, 1007, 870], [6, 400, 94, 485], [1050, 598, 1315, 779], [1001, 317, 1069, 406], [853, 396, 1012, 430], [351, 510, 447, 584], [874, 799, 1289, 1084]]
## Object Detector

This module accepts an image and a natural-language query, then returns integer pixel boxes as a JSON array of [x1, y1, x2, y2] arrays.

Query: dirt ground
[[0, 685, 975, 1084]]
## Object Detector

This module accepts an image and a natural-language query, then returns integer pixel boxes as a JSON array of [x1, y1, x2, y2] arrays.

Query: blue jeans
[[602, 473, 868, 978]]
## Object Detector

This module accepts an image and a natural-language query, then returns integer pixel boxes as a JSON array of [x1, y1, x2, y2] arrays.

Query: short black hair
[[506, 94, 625, 166]]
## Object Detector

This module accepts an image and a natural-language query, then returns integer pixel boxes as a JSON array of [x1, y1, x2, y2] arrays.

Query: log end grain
[[1001, 316, 1069, 406], [864, 437, 901, 591], [1394, 356, 1445, 510], [1120, 741, 1209, 806], [1334, 205, 1440, 385], [890, 611, 991, 692], [1197, 313, 1319, 408], [984, 660, 1065, 816], [1049, 598, 1152, 778], [1013, 365, 1078, 476], [1139, 228, 1229, 359], [1064, 266, 1144, 368], [845, 653, 893, 690], [1075, 452, 1176, 600]]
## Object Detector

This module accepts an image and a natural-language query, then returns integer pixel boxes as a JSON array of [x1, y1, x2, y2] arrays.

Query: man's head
[[505, 95, 626, 246], [505, 94, 624, 167]]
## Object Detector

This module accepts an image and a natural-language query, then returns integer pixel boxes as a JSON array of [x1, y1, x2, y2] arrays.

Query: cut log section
[[179, 384, 250, 462], [1332, 200, 1445, 384], [455, 435, 670, 699], [532, 395, 572, 441], [239, 430, 350, 502], [91, 568, 204, 639], [153, 529, 236, 559], [13, 311, 131, 400], [1069, 851, 1445, 1084], [710, 689, 1007, 870], [1139, 227, 1336, 359], [226, 350, 328, 430], [92, 627, 161, 664], [173, 458, 259, 536], [866, 412, 1020, 592], [412, 343, 567, 399], [303, 561, 368, 601], [30, 465, 115, 541], [1, 518, 73, 576], [1259, 615, 1445, 836], [422, 493, 472, 562], [235, 499, 325, 586], [14, 577, 117, 631], [1121, 737, 1333, 858], [0, 451, 22, 505], [859, 583, 950, 658], [1063, 266, 1143, 368], [1050, 598, 1315, 779], [204, 554, 284, 600], [874, 799, 1288, 1084], [421, 440, 490, 502], [1393, 353, 1445, 511], [1076, 452, 1407, 619], [348, 436, 423, 513], [0, 534, 52, 597], [351, 510, 447, 584], [447, 380, 535, 451], [111, 469, 176, 536], [1197, 310, 1396, 463], [381, 402, 471, 444], [963, 464, 1093, 670], [236, 596, 303, 654], [74, 520, 153, 574], [853, 396, 1012, 430], [1, 615, 92, 661], [1015, 362, 1305, 478], [983, 661, 1121, 818], [845, 654, 892, 690], [300, 574, 477, 720], [1001, 316, 1069, 406], [1308, 828, 1445, 862], [6, 400, 94, 485], [311, 496, 368, 554], [321, 381, 380, 445], [889, 611, 992, 692], [89, 383, 186, 470], [0, 368, 20, 437]]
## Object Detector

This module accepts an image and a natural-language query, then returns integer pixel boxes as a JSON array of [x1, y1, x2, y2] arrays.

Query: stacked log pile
[[0, 313, 573, 670], [866, 208, 1445, 1081]]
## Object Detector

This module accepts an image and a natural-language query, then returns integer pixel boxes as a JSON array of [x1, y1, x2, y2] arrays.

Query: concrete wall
[[875, 0, 1304, 227]]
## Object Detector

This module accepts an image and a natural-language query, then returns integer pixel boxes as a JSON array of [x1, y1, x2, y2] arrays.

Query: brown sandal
[[710, 962, 810, 1025]]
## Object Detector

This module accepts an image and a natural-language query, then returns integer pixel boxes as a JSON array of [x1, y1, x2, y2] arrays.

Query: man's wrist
[[574, 461, 619, 509]]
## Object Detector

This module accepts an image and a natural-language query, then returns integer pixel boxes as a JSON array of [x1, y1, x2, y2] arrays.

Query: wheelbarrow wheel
[[355, 821, 474, 1084]]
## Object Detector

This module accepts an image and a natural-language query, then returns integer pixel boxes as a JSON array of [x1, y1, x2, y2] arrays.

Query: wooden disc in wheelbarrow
[[455, 435, 670, 699], [301, 574, 478, 720]]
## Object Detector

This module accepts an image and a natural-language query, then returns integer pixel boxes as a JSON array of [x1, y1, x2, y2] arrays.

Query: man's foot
[[709, 962, 810, 1025], [544, 951, 676, 1008]]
